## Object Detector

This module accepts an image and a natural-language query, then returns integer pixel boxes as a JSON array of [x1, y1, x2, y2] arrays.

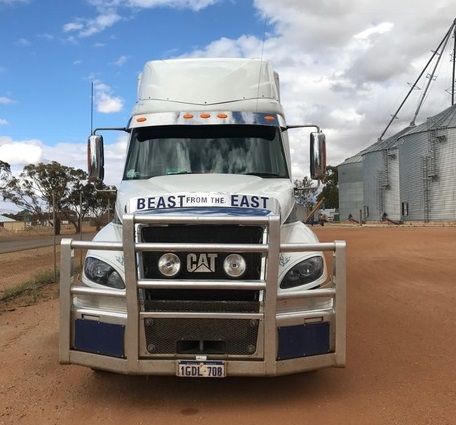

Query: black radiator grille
[[140, 224, 264, 280], [144, 318, 259, 355], [143, 289, 260, 312], [144, 300, 259, 313]]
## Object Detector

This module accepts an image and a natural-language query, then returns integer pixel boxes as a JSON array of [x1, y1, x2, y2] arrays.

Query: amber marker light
[[200, 113, 211, 119], [217, 113, 228, 119], [264, 115, 275, 121], [136, 117, 147, 122], [183, 113, 194, 119]]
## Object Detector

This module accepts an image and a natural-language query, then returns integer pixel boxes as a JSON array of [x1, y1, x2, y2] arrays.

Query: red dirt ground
[[0, 226, 455, 425]]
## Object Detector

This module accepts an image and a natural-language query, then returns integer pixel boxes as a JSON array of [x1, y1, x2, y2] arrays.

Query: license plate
[[177, 360, 225, 378]]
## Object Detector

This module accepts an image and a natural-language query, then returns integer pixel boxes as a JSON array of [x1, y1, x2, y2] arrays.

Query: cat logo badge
[[187, 253, 218, 273]]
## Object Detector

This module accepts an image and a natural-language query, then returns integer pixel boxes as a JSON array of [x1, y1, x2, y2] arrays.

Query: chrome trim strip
[[129, 111, 286, 129], [75, 308, 127, 320], [71, 286, 126, 298], [140, 312, 263, 320], [277, 288, 336, 300], [135, 242, 268, 253], [280, 243, 336, 252], [276, 309, 334, 326], [71, 241, 123, 250], [134, 215, 270, 225], [137, 279, 266, 291]]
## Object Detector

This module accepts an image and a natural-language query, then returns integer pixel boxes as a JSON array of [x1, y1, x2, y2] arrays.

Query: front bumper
[[59, 214, 346, 376]]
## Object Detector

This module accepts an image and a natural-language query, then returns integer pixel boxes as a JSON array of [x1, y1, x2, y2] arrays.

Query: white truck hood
[[116, 174, 295, 223]]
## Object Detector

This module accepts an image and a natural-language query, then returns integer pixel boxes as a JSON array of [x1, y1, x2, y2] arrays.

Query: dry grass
[[0, 269, 58, 304]]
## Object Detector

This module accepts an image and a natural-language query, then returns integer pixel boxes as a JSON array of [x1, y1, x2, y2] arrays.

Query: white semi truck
[[59, 58, 346, 377]]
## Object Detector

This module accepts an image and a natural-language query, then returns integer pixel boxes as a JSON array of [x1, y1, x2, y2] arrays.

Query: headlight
[[223, 254, 246, 278], [280, 256, 324, 289], [84, 257, 125, 289], [158, 253, 181, 277]]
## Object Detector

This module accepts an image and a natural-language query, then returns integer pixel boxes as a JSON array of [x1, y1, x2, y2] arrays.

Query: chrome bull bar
[[59, 213, 346, 376]]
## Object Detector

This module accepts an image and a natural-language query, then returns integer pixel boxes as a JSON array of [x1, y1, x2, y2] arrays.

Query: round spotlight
[[158, 253, 181, 277], [223, 254, 246, 278]]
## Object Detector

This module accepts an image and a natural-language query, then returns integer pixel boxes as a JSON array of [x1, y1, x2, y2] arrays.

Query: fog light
[[223, 254, 246, 277], [158, 253, 181, 277]]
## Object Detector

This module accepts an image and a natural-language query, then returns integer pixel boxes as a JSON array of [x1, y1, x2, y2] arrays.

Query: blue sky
[[0, 0, 264, 144], [1, 0, 455, 195]]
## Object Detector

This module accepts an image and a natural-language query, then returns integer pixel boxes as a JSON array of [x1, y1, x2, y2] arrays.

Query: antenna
[[90, 81, 94, 134], [255, 16, 268, 112]]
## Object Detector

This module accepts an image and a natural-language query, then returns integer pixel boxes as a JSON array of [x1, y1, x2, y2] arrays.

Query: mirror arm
[[286, 124, 321, 133], [92, 127, 130, 135]]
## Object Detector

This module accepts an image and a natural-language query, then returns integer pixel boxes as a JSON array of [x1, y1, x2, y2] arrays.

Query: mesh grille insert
[[144, 318, 259, 355]]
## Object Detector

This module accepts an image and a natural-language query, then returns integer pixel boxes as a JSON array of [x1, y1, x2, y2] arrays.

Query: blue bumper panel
[[277, 322, 330, 360], [74, 319, 125, 358]]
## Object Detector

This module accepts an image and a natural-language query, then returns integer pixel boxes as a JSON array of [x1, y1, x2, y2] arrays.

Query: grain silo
[[362, 126, 413, 221], [338, 19, 456, 223], [338, 152, 365, 221], [398, 105, 456, 222]]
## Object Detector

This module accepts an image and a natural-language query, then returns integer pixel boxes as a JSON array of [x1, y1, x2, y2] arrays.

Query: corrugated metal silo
[[338, 153, 364, 221], [362, 126, 412, 221], [383, 147, 401, 220], [398, 105, 456, 221]]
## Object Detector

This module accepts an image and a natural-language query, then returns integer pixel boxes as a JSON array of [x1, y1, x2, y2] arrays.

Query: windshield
[[123, 125, 288, 180]]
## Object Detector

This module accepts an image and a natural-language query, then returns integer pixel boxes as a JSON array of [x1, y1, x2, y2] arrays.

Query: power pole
[[52, 191, 57, 283], [79, 191, 83, 270]]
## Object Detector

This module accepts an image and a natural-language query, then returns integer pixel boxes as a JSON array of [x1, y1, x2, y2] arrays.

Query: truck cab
[[59, 58, 346, 377]]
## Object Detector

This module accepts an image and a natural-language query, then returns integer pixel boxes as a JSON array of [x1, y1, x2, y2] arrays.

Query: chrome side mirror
[[88, 135, 104, 181], [310, 132, 326, 180]]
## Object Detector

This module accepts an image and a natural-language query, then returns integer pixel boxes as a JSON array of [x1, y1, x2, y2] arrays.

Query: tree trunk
[[54, 217, 61, 235]]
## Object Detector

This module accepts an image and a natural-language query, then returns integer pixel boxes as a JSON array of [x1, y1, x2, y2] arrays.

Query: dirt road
[[0, 233, 94, 254], [0, 226, 455, 425]]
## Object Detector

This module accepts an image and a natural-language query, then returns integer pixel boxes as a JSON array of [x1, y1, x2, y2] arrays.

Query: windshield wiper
[[166, 171, 193, 176], [244, 172, 283, 178]]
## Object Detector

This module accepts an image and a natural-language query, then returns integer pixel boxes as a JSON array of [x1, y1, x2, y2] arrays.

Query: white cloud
[[63, 22, 84, 32], [0, 134, 128, 185], [97, 93, 123, 113], [63, 12, 121, 38], [354, 22, 394, 40], [122, 0, 218, 11], [93, 80, 124, 113], [43, 135, 128, 184], [14, 37, 31, 47], [0, 96, 14, 105], [177, 0, 456, 177], [37, 33, 55, 40], [112, 55, 128, 66], [0, 119, 9, 126], [64, 0, 219, 38], [0, 0, 29, 4], [0, 136, 43, 165]]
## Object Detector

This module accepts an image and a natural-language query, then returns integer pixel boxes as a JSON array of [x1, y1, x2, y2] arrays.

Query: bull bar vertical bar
[[264, 215, 280, 375], [59, 238, 73, 364], [334, 240, 347, 367], [123, 214, 139, 369]]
